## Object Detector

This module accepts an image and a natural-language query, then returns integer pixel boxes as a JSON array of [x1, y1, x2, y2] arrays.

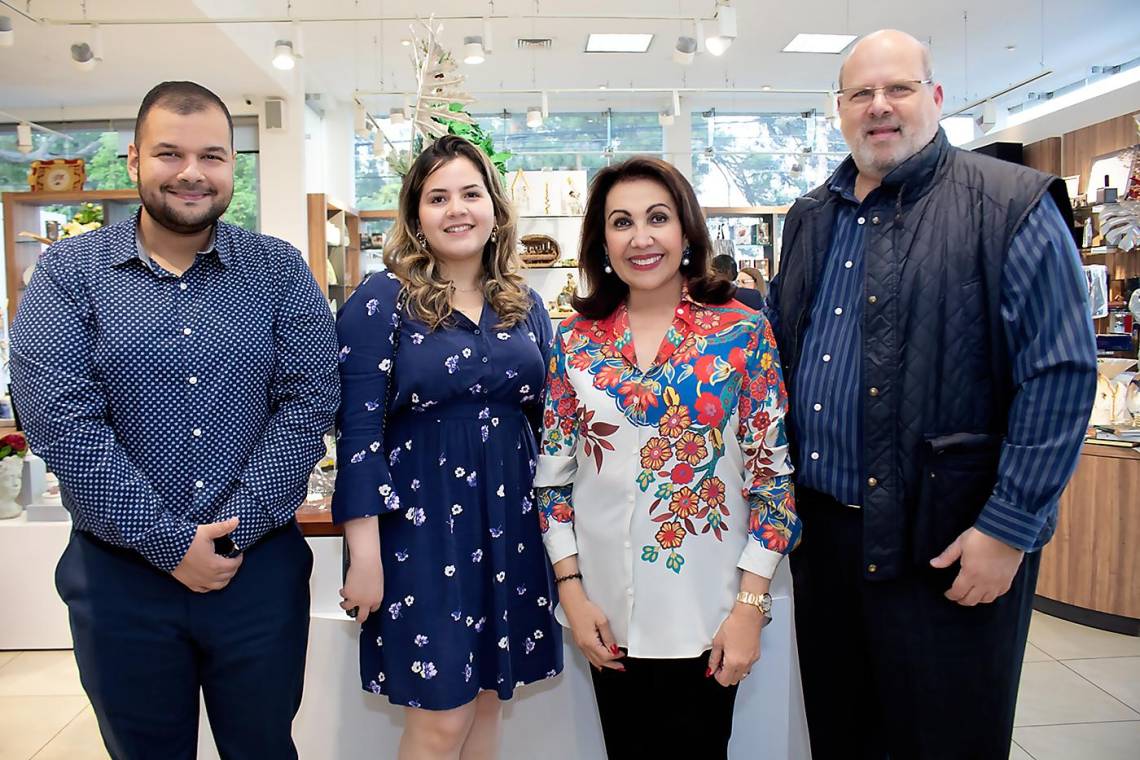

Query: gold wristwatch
[[736, 591, 773, 624]]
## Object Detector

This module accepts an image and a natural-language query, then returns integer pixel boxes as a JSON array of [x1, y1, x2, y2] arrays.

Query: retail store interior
[[1, 1, 1139, 758]]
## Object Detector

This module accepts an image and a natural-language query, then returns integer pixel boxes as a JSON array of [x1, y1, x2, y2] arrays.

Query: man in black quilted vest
[[768, 30, 1097, 758]]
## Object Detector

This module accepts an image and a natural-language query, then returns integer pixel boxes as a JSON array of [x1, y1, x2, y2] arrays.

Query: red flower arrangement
[[0, 433, 28, 460]]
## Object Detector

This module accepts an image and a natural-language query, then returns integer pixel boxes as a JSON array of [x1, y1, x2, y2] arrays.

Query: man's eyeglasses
[[837, 80, 933, 106]]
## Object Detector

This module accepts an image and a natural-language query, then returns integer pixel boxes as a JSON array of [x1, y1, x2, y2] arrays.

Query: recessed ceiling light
[[400, 38, 411, 47], [782, 33, 857, 54], [597, 84, 608, 90], [1006, 44, 1017, 52], [761, 85, 773, 91], [586, 33, 654, 53]]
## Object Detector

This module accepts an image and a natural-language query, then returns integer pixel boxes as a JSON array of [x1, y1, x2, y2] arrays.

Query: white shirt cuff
[[535, 454, 577, 488], [737, 541, 784, 579]]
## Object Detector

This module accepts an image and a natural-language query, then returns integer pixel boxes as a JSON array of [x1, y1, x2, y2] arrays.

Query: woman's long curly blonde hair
[[382, 135, 531, 330]]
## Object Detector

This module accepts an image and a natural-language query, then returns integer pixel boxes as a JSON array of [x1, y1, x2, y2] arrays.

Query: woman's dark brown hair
[[572, 156, 733, 319]]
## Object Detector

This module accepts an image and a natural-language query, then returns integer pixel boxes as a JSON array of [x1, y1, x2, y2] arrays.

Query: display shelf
[[306, 194, 361, 307], [703, 205, 789, 282], [2, 189, 141, 324]]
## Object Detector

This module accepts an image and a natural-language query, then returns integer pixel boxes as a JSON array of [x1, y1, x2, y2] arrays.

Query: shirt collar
[[118, 212, 227, 269], [827, 157, 861, 204]]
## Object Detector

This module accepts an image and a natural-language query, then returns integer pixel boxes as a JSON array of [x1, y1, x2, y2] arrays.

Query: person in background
[[536, 156, 798, 759], [335, 135, 562, 760], [768, 30, 1097, 758], [711, 253, 765, 309], [9, 81, 339, 758], [736, 266, 768, 299]]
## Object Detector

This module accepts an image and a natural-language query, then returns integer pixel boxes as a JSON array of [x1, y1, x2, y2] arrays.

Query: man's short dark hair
[[135, 81, 233, 148], [711, 254, 738, 280]]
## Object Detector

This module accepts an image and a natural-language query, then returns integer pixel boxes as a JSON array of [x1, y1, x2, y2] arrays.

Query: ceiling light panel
[[782, 33, 857, 54], [586, 34, 654, 53]]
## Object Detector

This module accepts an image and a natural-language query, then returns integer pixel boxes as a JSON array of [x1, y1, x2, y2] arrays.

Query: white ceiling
[[1, 0, 1138, 121]]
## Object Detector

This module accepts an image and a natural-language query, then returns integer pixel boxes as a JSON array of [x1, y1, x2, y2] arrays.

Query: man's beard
[[138, 176, 231, 235]]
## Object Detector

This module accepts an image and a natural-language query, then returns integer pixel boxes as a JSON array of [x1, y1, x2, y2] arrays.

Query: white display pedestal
[[197, 536, 809, 760], [0, 512, 73, 649]]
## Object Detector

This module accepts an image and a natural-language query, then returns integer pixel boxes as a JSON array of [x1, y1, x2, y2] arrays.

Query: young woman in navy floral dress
[[333, 136, 562, 759]]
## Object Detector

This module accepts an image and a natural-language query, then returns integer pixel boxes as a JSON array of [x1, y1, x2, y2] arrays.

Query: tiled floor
[[0, 611, 1137, 759]]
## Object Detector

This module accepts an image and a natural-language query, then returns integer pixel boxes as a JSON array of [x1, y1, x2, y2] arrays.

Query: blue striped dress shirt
[[786, 164, 1096, 552]]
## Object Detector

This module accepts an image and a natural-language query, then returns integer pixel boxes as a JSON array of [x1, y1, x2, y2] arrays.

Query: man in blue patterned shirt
[[768, 31, 1097, 759], [10, 82, 339, 759]]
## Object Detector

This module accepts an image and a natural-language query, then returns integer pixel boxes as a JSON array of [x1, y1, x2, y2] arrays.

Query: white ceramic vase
[[0, 456, 24, 519]]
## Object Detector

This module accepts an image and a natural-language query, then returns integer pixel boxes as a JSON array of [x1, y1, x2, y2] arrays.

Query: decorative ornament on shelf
[[1100, 202, 1140, 251], [382, 17, 510, 178], [28, 158, 86, 192], [0, 432, 28, 519]]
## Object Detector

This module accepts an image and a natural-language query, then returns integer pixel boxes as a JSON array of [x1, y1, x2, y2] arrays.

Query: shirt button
[[834, 307, 843, 316], [192, 428, 202, 437], [869, 387, 880, 397], [182, 327, 192, 336], [868, 564, 878, 574], [474, 329, 481, 335], [179, 283, 188, 291], [481, 356, 488, 364], [868, 295, 878, 304], [813, 403, 822, 412], [627, 494, 635, 503], [871, 216, 881, 225], [810, 451, 820, 461], [857, 217, 866, 225], [845, 261, 854, 269], [627, 588, 634, 597], [188, 376, 198, 385], [676, 308, 684, 315], [624, 540, 631, 549], [194, 480, 204, 489], [822, 354, 831, 363], [867, 477, 879, 488]]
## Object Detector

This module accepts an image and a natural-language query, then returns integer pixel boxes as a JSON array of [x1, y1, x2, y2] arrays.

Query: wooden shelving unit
[[306, 194, 361, 308], [2, 189, 140, 324]]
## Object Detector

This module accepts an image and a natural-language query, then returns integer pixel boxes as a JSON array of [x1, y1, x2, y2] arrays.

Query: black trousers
[[589, 649, 739, 760], [791, 487, 1040, 760], [56, 523, 313, 760]]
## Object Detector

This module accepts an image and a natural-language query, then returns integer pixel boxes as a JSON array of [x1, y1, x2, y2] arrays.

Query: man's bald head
[[838, 30, 932, 90]]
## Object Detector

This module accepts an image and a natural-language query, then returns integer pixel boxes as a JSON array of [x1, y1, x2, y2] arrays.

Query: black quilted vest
[[773, 129, 1072, 581]]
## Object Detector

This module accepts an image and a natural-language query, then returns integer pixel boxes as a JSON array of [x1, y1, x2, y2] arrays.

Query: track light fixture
[[673, 36, 697, 65], [16, 122, 33, 154], [272, 40, 297, 70], [705, 2, 737, 57], [0, 16, 14, 48], [463, 36, 486, 65], [526, 107, 543, 129], [389, 107, 406, 124]]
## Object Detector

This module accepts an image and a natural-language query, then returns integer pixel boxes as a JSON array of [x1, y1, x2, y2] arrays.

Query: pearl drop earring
[[603, 251, 613, 274], [681, 246, 692, 267]]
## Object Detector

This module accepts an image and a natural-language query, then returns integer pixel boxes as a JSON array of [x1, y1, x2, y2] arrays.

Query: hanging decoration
[[383, 17, 510, 178]]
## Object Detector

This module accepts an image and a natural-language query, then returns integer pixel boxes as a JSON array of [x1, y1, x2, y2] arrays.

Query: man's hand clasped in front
[[171, 517, 243, 593], [930, 526, 1025, 606]]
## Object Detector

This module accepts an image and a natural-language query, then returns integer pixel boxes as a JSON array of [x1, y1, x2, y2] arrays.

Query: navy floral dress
[[332, 271, 563, 710]]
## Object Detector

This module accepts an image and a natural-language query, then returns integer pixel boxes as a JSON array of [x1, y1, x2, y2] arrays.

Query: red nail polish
[[705, 667, 712, 678], [611, 644, 620, 655]]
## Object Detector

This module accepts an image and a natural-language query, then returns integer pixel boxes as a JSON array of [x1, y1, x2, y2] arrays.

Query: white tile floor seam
[[1055, 658, 1140, 718]]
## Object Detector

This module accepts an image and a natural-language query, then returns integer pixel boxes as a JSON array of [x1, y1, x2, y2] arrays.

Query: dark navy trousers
[[55, 522, 313, 760]]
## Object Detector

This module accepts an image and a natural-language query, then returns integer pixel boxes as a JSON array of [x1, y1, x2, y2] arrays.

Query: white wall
[[257, 69, 309, 259]]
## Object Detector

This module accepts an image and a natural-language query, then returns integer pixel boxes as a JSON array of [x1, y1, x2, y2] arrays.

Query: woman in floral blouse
[[334, 136, 562, 760], [535, 156, 799, 758]]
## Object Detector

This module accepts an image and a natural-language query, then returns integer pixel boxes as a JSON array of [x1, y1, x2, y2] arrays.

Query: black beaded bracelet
[[555, 572, 583, 585]]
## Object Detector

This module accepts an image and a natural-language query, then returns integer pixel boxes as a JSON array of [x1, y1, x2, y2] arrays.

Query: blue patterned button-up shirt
[[781, 161, 1097, 552], [10, 215, 339, 571]]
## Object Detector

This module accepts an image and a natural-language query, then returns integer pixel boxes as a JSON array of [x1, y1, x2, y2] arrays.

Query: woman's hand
[[559, 584, 625, 672], [340, 555, 384, 624], [707, 605, 764, 687], [340, 516, 383, 624]]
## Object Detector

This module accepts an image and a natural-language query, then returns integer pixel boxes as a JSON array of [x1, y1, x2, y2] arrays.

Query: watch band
[[736, 591, 773, 622]]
